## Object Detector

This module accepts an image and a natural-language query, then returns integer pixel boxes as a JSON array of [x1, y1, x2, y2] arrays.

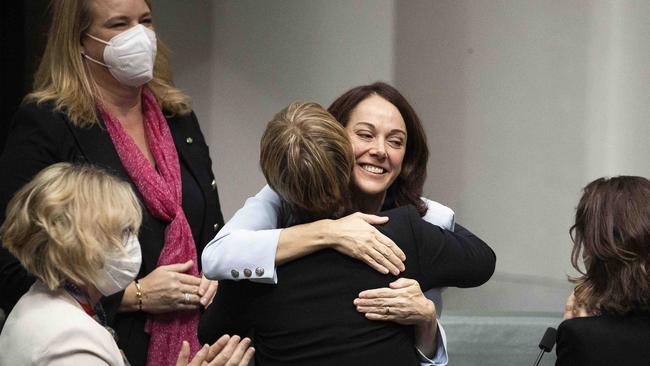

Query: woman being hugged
[[0, 1, 225, 365], [202, 83, 496, 364], [557, 176, 650, 365]]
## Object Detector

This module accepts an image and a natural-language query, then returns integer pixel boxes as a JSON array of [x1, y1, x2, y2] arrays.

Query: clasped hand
[[138, 260, 218, 313]]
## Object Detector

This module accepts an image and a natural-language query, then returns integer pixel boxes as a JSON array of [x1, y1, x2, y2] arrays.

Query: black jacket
[[199, 205, 496, 366], [556, 311, 650, 366], [0, 101, 224, 366]]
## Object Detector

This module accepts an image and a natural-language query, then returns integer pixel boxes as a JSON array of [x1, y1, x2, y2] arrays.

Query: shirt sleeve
[[417, 320, 449, 366], [421, 197, 455, 231], [201, 185, 283, 283]]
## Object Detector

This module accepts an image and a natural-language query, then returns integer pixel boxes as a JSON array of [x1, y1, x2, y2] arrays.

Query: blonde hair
[[0, 163, 142, 290], [27, 0, 191, 127], [260, 101, 354, 221]]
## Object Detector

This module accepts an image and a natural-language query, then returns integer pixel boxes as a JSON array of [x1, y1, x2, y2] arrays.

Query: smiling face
[[345, 94, 407, 211]]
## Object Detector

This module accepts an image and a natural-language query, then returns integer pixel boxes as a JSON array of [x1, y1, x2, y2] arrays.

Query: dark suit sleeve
[[198, 280, 253, 345], [411, 207, 496, 290], [0, 103, 68, 312]]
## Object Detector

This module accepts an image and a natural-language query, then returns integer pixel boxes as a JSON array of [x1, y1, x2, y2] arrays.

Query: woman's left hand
[[198, 274, 218, 308], [353, 278, 435, 325]]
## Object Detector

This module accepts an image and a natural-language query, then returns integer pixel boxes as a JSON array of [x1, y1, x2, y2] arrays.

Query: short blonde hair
[[260, 101, 354, 221], [27, 0, 191, 127], [0, 163, 142, 290]]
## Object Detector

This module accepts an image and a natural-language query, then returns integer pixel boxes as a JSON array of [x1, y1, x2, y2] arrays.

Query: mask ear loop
[[81, 33, 112, 68], [80, 32, 110, 104]]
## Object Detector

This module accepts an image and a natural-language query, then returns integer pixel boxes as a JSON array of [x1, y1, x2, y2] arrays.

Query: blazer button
[[211, 179, 217, 191], [185, 137, 193, 144], [231, 269, 239, 278], [243, 268, 252, 277], [213, 223, 220, 232], [255, 267, 264, 277]]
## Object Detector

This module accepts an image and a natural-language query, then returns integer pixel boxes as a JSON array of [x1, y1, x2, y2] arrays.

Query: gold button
[[186, 137, 193, 144], [255, 267, 265, 277], [231, 269, 239, 278], [211, 179, 217, 191], [213, 223, 220, 232], [243, 268, 252, 277]]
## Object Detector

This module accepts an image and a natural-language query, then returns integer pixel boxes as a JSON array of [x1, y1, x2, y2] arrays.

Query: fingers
[[360, 254, 389, 275], [175, 272, 203, 286], [175, 341, 191, 366], [373, 230, 405, 261], [367, 248, 400, 275], [206, 335, 230, 362], [208, 335, 253, 366], [355, 212, 389, 225], [202, 280, 219, 307], [187, 344, 210, 366], [198, 274, 210, 297], [161, 260, 195, 273], [357, 287, 398, 299], [238, 347, 255, 366], [389, 278, 419, 289]]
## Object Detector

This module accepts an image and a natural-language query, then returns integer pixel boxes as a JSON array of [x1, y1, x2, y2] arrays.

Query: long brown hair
[[328, 82, 429, 215], [27, 0, 191, 127], [570, 176, 650, 315]]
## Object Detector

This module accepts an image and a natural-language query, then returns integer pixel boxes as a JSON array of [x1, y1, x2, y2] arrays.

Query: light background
[[154, 0, 650, 314]]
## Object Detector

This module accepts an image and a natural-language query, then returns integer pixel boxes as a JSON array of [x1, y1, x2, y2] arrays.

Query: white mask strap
[[82, 53, 111, 68], [85, 32, 111, 46]]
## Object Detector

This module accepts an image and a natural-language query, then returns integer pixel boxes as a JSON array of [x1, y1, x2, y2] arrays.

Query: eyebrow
[[353, 122, 406, 136], [104, 12, 151, 25]]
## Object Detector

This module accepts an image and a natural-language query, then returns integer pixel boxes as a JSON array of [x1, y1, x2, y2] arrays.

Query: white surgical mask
[[83, 24, 157, 87], [95, 233, 142, 296]]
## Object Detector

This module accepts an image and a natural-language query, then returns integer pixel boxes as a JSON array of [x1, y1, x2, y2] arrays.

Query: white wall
[[156, 0, 395, 217], [155, 0, 650, 313], [394, 0, 650, 312]]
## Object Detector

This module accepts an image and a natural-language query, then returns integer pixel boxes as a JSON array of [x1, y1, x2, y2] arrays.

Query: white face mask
[[95, 233, 142, 297], [83, 24, 157, 87]]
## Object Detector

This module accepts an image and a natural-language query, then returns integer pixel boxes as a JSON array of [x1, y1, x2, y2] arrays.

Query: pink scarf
[[100, 87, 201, 366]]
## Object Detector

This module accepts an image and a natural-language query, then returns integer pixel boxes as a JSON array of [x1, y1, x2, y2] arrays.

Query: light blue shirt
[[201, 185, 455, 365]]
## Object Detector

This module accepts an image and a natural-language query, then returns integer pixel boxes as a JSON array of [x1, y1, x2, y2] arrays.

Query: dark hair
[[328, 82, 429, 215], [570, 176, 650, 315]]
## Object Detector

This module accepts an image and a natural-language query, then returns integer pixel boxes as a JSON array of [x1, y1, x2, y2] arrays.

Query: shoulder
[[11, 100, 70, 132], [0, 284, 121, 364]]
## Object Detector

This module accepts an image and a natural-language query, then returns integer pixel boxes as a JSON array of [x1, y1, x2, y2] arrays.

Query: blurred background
[[3, 1, 649, 364]]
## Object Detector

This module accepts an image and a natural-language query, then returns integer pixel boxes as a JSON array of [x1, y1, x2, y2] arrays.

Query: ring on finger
[[183, 292, 191, 304], [384, 306, 390, 315]]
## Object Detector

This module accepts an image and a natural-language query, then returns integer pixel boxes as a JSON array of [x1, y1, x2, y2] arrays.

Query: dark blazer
[[0, 101, 224, 366], [556, 311, 650, 366], [199, 205, 496, 366]]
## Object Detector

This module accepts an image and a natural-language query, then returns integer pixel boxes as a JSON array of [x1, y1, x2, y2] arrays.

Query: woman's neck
[[352, 189, 387, 214], [87, 62, 142, 119]]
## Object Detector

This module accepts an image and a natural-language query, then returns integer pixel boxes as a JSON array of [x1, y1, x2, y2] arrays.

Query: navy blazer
[[0, 101, 224, 366]]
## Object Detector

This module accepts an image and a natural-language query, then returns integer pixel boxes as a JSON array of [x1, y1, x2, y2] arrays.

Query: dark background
[[1, 1, 50, 153]]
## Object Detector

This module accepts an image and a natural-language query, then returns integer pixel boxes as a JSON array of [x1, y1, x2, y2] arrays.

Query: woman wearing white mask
[[0, 1, 225, 365], [0, 163, 254, 366]]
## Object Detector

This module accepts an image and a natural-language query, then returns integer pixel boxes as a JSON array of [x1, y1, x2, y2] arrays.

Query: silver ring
[[184, 292, 191, 304], [385, 306, 390, 315]]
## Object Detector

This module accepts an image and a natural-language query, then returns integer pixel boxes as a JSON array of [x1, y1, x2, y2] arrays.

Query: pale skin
[[82, 0, 217, 313], [563, 290, 590, 320], [274, 95, 439, 356]]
